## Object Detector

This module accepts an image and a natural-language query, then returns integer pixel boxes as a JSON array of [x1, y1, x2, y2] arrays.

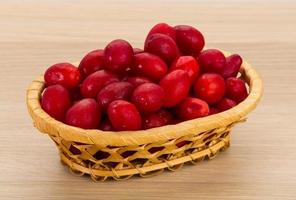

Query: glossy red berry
[[65, 98, 101, 129], [170, 56, 200, 83], [142, 110, 173, 129], [104, 39, 134, 73], [216, 98, 237, 111], [174, 25, 205, 56], [225, 77, 248, 103], [80, 70, 119, 98], [123, 76, 151, 88], [209, 107, 220, 115], [198, 49, 226, 74], [146, 23, 176, 41], [78, 49, 104, 77], [108, 100, 142, 131], [132, 83, 164, 113], [132, 52, 168, 81], [97, 82, 134, 110], [44, 63, 81, 89], [99, 119, 114, 131], [144, 33, 179, 64], [133, 48, 144, 54], [175, 97, 209, 120], [222, 54, 242, 78], [160, 70, 191, 107], [41, 85, 71, 121], [194, 73, 225, 104]]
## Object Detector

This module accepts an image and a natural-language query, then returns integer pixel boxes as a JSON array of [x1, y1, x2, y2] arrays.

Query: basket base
[[58, 134, 230, 181]]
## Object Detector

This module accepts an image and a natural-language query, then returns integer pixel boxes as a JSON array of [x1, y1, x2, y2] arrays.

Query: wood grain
[[0, 1, 296, 199]]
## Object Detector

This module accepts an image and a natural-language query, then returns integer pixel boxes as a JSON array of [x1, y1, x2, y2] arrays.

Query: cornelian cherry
[[146, 23, 176, 41], [80, 70, 119, 98], [174, 25, 205, 56], [44, 63, 81, 89], [104, 39, 134, 73], [99, 119, 114, 131], [123, 76, 151, 88], [209, 107, 220, 115], [132, 52, 168, 81], [41, 85, 71, 121], [132, 83, 164, 113], [175, 97, 209, 120], [170, 56, 200, 83], [133, 48, 144, 54], [198, 49, 226, 74], [97, 82, 133, 110], [160, 70, 191, 107], [216, 98, 237, 111], [144, 33, 179, 64], [65, 98, 101, 129], [78, 49, 104, 77], [225, 77, 248, 103], [194, 73, 225, 104], [108, 100, 142, 131], [142, 110, 173, 129], [222, 54, 242, 78]]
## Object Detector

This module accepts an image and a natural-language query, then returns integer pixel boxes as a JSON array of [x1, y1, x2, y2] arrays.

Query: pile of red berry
[[41, 23, 248, 131]]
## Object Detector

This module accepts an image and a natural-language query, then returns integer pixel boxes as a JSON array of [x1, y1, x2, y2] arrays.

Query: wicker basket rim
[[26, 50, 263, 146]]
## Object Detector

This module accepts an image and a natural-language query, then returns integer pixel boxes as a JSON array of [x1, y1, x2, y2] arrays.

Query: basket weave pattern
[[26, 51, 263, 181]]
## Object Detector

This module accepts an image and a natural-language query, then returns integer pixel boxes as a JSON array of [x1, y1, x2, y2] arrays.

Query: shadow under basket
[[26, 51, 263, 181]]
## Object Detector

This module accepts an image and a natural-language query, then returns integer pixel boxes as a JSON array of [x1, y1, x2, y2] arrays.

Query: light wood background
[[0, 1, 296, 199]]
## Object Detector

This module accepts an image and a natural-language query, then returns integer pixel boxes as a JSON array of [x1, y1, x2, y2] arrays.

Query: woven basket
[[26, 50, 263, 181]]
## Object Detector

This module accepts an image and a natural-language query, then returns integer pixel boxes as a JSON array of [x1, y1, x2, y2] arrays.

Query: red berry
[[198, 49, 226, 74], [222, 54, 242, 78], [132, 83, 164, 113], [99, 119, 114, 131], [175, 97, 209, 120], [78, 49, 104, 77], [146, 23, 176, 41], [80, 70, 119, 98], [123, 76, 151, 88], [194, 73, 225, 104], [216, 98, 237, 111], [97, 82, 134, 110], [209, 107, 220, 115], [41, 85, 71, 121], [66, 98, 101, 129], [132, 52, 168, 81], [108, 100, 142, 131], [225, 77, 248, 103], [170, 56, 200, 83], [174, 25, 205, 56], [104, 39, 134, 73], [44, 63, 81, 89], [133, 48, 144, 54], [142, 110, 173, 129], [160, 70, 191, 107], [144, 33, 179, 64]]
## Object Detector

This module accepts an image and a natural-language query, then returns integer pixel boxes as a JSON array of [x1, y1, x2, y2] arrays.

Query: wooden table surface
[[1, 1, 296, 199]]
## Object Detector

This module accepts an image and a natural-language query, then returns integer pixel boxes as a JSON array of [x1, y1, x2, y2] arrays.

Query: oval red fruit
[[144, 33, 179, 64], [225, 77, 248, 103], [198, 49, 226, 74], [160, 70, 191, 107], [209, 107, 220, 115], [194, 73, 225, 104], [174, 25, 205, 56], [78, 49, 104, 77], [97, 82, 134, 110], [222, 54, 242, 78], [132, 83, 164, 113], [104, 39, 134, 73], [123, 76, 151, 88], [41, 85, 71, 121], [108, 100, 142, 131], [142, 110, 173, 129], [170, 56, 200, 83], [44, 63, 81, 89], [146, 23, 176, 41], [133, 48, 144, 55], [65, 98, 101, 129], [175, 97, 209, 120], [99, 119, 114, 131], [132, 52, 168, 81], [80, 70, 119, 98], [216, 98, 237, 111]]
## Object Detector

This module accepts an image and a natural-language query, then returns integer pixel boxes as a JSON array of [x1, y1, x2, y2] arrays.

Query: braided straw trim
[[26, 50, 263, 180]]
